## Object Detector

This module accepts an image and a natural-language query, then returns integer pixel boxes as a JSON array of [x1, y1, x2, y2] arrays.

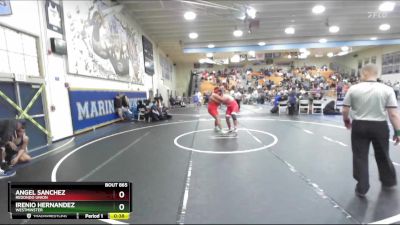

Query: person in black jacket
[[137, 100, 146, 112], [114, 93, 124, 120], [323, 100, 342, 115]]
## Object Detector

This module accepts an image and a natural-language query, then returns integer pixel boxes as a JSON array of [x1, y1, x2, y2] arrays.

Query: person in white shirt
[[252, 90, 258, 104], [343, 64, 400, 197], [393, 82, 400, 99], [195, 91, 202, 107], [234, 90, 242, 110]]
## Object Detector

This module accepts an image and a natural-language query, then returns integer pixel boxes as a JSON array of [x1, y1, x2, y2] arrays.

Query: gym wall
[[0, 0, 176, 142]]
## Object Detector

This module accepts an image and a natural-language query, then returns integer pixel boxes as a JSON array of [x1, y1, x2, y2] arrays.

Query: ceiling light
[[258, 42, 266, 46], [184, 11, 196, 20], [319, 38, 327, 43], [379, 1, 396, 12], [329, 25, 340, 33], [189, 32, 198, 39], [327, 52, 334, 57], [246, 7, 257, 19], [208, 44, 215, 48], [370, 37, 378, 40], [233, 29, 243, 37], [312, 5, 326, 14], [379, 23, 391, 31], [285, 27, 295, 34], [206, 53, 213, 58], [341, 46, 349, 51]]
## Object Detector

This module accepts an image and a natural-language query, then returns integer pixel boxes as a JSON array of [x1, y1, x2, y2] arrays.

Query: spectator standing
[[342, 64, 399, 197], [288, 87, 297, 115], [343, 81, 350, 96], [252, 89, 258, 104], [114, 93, 124, 120], [192, 93, 200, 107], [169, 95, 175, 107], [337, 81, 343, 99], [196, 91, 202, 106]]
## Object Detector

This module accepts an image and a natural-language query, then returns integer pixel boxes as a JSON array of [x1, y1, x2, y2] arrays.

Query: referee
[[343, 64, 399, 197]]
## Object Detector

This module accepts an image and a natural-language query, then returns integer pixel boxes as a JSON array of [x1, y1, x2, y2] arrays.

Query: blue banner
[[68, 89, 147, 132]]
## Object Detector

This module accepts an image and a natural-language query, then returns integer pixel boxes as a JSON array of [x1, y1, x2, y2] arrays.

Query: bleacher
[[194, 65, 345, 115], [200, 81, 216, 94]]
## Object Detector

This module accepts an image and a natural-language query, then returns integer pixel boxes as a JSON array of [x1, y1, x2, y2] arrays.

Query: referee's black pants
[[351, 120, 397, 194]]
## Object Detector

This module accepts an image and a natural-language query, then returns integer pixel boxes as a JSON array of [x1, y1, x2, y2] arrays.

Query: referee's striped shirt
[[343, 81, 397, 121]]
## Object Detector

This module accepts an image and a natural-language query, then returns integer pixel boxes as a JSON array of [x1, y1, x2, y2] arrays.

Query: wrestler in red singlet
[[221, 93, 239, 132], [208, 87, 223, 133]]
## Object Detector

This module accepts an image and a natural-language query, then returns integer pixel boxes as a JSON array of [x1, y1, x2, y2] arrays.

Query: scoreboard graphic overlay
[[8, 182, 132, 220]]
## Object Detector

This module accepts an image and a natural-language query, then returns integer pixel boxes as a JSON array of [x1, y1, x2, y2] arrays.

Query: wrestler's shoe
[[228, 128, 238, 133]]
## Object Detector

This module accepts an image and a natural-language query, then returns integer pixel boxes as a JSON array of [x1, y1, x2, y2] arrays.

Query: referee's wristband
[[396, 130, 400, 136]]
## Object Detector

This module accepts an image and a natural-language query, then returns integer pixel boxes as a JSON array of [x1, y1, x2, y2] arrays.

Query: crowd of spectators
[[193, 64, 373, 115], [169, 95, 187, 107], [114, 93, 172, 123]]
